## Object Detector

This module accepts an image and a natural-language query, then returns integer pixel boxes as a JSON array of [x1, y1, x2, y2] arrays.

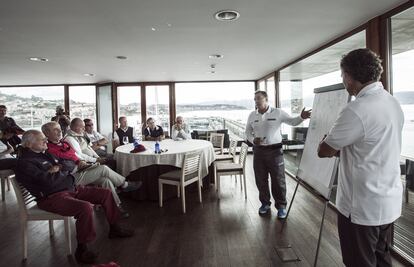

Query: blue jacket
[[15, 148, 76, 200]]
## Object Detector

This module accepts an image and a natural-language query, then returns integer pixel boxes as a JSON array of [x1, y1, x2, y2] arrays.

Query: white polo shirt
[[245, 106, 303, 145], [324, 82, 404, 226]]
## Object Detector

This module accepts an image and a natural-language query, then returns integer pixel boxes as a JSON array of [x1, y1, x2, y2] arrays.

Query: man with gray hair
[[42, 121, 140, 218], [171, 116, 191, 141], [15, 130, 134, 264]]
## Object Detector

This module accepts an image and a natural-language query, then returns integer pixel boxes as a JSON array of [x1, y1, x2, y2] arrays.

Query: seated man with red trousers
[[15, 130, 134, 264]]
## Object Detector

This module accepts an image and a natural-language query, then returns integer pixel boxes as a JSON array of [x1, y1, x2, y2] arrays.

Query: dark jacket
[[116, 127, 134, 143], [15, 148, 76, 200]]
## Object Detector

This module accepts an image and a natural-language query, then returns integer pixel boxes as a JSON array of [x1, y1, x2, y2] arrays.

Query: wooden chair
[[215, 139, 237, 162], [10, 177, 72, 260], [158, 151, 202, 213], [209, 133, 224, 155], [0, 169, 13, 201], [214, 142, 249, 199]]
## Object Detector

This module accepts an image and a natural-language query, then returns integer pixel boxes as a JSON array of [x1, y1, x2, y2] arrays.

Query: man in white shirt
[[65, 118, 103, 164], [318, 48, 403, 267], [171, 116, 191, 141], [245, 91, 311, 218], [84, 118, 109, 157]]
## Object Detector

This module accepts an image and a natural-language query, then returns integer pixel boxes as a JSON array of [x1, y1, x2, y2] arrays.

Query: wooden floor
[[395, 194, 414, 263], [0, 155, 407, 267]]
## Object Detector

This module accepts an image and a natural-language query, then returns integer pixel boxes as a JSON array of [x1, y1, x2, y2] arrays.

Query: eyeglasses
[[85, 124, 93, 127]]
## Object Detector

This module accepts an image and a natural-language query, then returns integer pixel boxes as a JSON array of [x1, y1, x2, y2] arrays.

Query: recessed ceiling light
[[209, 54, 223, 59], [116, 56, 128, 60], [167, 23, 172, 27], [214, 10, 240, 21], [151, 27, 156, 31], [29, 57, 49, 62], [83, 73, 95, 77]]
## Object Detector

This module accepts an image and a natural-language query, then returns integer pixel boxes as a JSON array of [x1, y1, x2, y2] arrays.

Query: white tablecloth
[[115, 139, 216, 177]]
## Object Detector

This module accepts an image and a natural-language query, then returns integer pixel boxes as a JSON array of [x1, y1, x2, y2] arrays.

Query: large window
[[175, 82, 255, 141], [145, 85, 170, 134], [69, 85, 96, 123], [0, 86, 64, 130], [117, 86, 142, 136], [279, 30, 366, 176], [391, 6, 414, 264]]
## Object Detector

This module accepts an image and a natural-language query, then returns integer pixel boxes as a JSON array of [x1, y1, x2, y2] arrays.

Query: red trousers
[[37, 186, 120, 244]]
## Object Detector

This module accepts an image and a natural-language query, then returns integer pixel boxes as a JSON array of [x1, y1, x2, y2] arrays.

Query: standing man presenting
[[318, 49, 403, 267], [246, 91, 311, 218]]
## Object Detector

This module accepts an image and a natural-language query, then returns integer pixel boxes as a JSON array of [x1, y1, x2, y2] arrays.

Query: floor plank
[[0, 155, 408, 266]]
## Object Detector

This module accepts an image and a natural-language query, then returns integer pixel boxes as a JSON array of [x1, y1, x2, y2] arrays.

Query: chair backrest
[[238, 143, 249, 168], [215, 129, 230, 148], [228, 139, 237, 159], [181, 151, 202, 181], [10, 177, 36, 219], [209, 133, 224, 149]]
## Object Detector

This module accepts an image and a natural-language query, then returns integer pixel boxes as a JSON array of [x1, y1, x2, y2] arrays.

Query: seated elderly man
[[42, 121, 140, 217], [15, 130, 134, 264], [143, 117, 165, 141], [84, 118, 109, 157], [171, 116, 191, 141], [65, 118, 116, 170]]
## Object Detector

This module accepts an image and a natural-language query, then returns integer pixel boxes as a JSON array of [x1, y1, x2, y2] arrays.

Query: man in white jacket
[[171, 116, 191, 141]]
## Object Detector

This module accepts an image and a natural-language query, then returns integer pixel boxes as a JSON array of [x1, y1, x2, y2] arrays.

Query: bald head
[[70, 118, 85, 134]]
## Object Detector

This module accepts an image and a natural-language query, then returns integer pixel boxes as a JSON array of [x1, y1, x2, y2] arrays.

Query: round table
[[115, 139, 216, 177]]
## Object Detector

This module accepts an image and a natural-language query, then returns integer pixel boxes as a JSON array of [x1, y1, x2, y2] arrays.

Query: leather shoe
[[108, 224, 134, 239], [75, 247, 98, 264], [118, 206, 130, 219], [119, 181, 142, 193]]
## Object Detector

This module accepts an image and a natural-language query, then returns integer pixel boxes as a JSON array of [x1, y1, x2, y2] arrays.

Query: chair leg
[[64, 218, 72, 255], [406, 187, 409, 203], [239, 174, 243, 190], [1, 178, 5, 201], [214, 163, 217, 191], [49, 220, 55, 236], [181, 185, 186, 213], [22, 221, 28, 260], [177, 185, 180, 198], [159, 181, 163, 207], [6, 176, 10, 191], [243, 174, 247, 199], [198, 179, 202, 203], [217, 174, 221, 199]]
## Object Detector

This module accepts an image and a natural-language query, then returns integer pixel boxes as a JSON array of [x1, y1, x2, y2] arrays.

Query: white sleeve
[[245, 113, 255, 143], [171, 127, 179, 140], [279, 109, 304, 126], [324, 108, 365, 150], [184, 126, 192, 139], [96, 131, 105, 140], [65, 136, 97, 163], [180, 129, 189, 140]]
